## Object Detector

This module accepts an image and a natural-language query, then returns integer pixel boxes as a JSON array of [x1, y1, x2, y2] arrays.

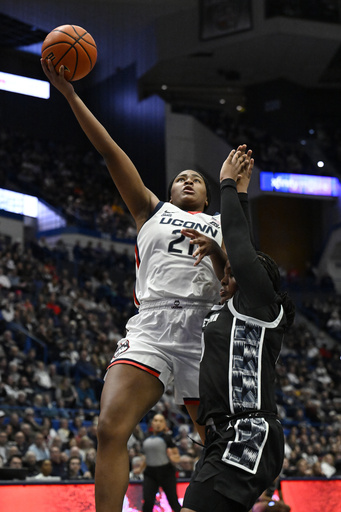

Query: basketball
[[41, 24, 97, 81]]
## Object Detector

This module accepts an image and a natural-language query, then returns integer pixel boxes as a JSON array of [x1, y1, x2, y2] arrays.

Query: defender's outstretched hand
[[220, 148, 249, 183], [236, 147, 254, 194]]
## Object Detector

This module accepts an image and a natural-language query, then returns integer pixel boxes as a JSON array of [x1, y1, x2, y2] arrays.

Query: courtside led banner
[[0, 479, 340, 512], [0, 481, 189, 512], [0, 71, 50, 99], [260, 172, 340, 197]]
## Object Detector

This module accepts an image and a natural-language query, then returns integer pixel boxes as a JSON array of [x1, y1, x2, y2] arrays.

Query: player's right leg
[[95, 363, 164, 512]]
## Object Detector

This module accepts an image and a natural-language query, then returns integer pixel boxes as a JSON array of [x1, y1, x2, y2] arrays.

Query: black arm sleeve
[[238, 192, 255, 247], [221, 179, 276, 310]]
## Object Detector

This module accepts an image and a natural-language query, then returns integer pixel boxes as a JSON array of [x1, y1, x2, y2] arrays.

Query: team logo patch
[[114, 339, 130, 358]]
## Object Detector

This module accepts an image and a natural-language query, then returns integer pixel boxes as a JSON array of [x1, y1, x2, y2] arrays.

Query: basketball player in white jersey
[[40, 60, 253, 512]]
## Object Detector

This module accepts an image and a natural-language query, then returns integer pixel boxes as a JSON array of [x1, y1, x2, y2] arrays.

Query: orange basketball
[[41, 24, 97, 81]]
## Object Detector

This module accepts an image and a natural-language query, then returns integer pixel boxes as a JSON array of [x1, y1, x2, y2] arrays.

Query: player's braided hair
[[167, 171, 211, 212], [257, 251, 295, 328]]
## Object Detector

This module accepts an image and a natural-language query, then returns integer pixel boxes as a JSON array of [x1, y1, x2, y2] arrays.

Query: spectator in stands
[[55, 376, 79, 409], [0, 265, 11, 289], [87, 418, 99, 450], [0, 410, 6, 431], [6, 444, 21, 462], [301, 444, 318, 466], [40, 418, 58, 445], [49, 446, 67, 478], [59, 341, 80, 377], [22, 450, 40, 477], [291, 458, 312, 477], [16, 390, 31, 409], [311, 461, 327, 477], [279, 457, 292, 479], [8, 361, 21, 386], [62, 437, 77, 459], [326, 310, 341, 338], [57, 418, 72, 447], [13, 431, 29, 456], [129, 455, 145, 481], [32, 458, 61, 480], [19, 422, 34, 447], [1, 374, 19, 405], [49, 435, 64, 452], [46, 363, 61, 398], [73, 349, 98, 384], [334, 457, 341, 476], [321, 453, 336, 478], [0, 431, 9, 463], [84, 447, 97, 479], [7, 454, 23, 468], [64, 455, 91, 480], [177, 454, 195, 479], [27, 432, 50, 462], [7, 412, 21, 436], [71, 415, 86, 435], [78, 435, 95, 462], [76, 377, 99, 409], [177, 437, 193, 457], [23, 407, 42, 432]]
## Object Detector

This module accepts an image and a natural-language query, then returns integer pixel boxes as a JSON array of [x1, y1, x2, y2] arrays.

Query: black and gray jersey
[[197, 297, 286, 425]]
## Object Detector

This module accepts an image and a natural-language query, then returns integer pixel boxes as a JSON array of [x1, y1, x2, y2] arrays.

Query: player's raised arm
[[41, 58, 158, 231]]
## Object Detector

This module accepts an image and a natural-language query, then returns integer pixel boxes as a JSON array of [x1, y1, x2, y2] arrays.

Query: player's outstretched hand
[[40, 58, 74, 98], [220, 147, 250, 183], [181, 228, 221, 266], [236, 147, 254, 194]]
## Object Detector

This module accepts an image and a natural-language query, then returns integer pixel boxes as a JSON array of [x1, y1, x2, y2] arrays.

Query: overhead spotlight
[[219, 98, 226, 104], [300, 140, 306, 146], [161, 84, 168, 90], [309, 129, 315, 135], [236, 105, 245, 112], [317, 161, 325, 168]]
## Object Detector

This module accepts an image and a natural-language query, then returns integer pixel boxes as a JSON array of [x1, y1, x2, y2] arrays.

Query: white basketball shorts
[[106, 299, 214, 405]]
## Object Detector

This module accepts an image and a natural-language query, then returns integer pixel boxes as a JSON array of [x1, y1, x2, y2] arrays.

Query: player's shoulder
[[210, 211, 221, 221], [200, 211, 221, 222], [200, 211, 221, 230], [152, 201, 182, 216]]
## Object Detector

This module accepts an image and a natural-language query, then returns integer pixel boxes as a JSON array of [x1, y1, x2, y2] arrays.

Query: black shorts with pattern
[[183, 415, 284, 512]]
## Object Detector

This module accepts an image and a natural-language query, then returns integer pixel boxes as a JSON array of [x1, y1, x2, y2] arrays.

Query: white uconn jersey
[[134, 202, 222, 306]]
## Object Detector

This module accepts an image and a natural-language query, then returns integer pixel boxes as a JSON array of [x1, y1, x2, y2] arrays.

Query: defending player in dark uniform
[[182, 148, 295, 512]]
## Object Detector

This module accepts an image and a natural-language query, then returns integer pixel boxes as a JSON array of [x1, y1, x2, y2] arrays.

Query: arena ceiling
[[1, 1, 341, 113]]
